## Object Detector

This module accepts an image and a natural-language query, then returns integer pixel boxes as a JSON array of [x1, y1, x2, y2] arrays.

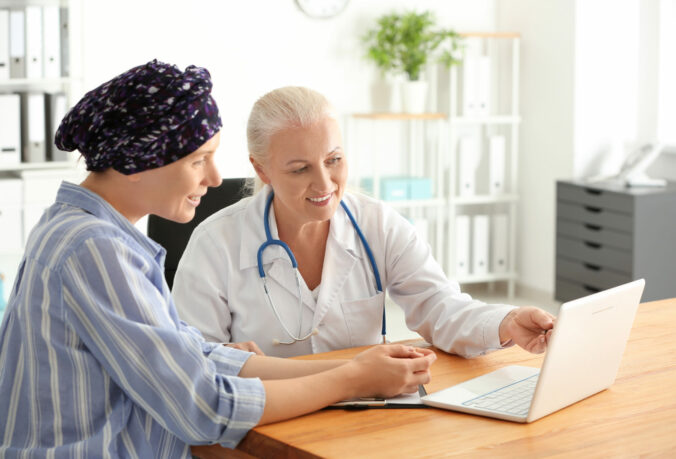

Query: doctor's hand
[[347, 344, 436, 399], [225, 341, 265, 355], [499, 306, 555, 354]]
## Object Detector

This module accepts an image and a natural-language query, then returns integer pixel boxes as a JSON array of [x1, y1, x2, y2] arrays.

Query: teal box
[[360, 176, 433, 201], [408, 177, 433, 200], [360, 177, 409, 201]]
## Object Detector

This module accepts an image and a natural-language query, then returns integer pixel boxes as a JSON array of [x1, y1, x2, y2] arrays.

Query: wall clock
[[295, 0, 349, 19]]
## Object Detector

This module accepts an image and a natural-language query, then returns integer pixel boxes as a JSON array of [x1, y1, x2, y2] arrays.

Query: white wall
[[496, 0, 575, 296], [79, 0, 496, 179], [573, 0, 640, 178]]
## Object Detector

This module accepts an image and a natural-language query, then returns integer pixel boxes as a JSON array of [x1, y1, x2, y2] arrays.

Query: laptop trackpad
[[430, 365, 540, 404]]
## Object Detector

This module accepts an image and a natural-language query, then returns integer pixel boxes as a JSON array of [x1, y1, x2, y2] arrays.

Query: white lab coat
[[173, 186, 515, 358]]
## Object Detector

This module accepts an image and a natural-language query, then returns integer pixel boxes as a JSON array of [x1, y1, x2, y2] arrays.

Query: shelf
[[452, 194, 519, 205], [352, 113, 446, 121], [385, 198, 446, 209], [0, 77, 77, 88], [457, 272, 518, 284], [0, 161, 76, 172], [0, 0, 65, 8], [449, 115, 521, 125], [460, 32, 521, 39]]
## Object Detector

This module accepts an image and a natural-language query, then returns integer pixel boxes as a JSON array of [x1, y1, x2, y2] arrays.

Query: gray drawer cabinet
[[556, 180, 676, 302]]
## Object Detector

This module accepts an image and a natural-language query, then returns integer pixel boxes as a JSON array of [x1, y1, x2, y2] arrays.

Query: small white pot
[[401, 80, 429, 114]]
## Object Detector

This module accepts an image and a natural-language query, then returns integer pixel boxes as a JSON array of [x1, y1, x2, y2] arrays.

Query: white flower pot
[[401, 80, 428, 114]]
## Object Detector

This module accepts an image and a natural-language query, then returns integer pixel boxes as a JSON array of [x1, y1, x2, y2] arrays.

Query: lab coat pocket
[[341, 291, 386, 347]]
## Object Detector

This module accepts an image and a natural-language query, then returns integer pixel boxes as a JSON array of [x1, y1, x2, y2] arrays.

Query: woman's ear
[[250, 156, 271, 185]]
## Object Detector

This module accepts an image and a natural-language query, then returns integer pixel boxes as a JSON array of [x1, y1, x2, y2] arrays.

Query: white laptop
[[421, 279, 645, 423]]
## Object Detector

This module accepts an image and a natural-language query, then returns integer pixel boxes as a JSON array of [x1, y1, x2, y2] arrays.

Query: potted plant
[[362, 10, 462, 113]]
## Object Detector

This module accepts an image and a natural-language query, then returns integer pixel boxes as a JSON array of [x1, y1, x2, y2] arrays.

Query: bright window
[[658, 0, 676, 144]]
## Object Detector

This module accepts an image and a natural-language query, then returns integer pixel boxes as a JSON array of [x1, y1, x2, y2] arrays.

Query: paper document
[[330, 385, 427, 408]]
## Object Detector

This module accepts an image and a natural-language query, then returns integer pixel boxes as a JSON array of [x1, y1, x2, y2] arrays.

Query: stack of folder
[[0, 91, 69, 165], [0, 5, 69, 80]]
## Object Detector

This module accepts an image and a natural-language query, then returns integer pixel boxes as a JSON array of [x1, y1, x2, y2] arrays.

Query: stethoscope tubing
[[257, 191, 385, 344]]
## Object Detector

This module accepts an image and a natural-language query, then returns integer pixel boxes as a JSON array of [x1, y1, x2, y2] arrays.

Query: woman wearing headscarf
[[0, 62, 435, 458]]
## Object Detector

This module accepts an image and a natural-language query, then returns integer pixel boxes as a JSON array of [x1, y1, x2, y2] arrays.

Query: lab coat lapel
[[267, 259, 316, 310], [313, 207, 361, 327]]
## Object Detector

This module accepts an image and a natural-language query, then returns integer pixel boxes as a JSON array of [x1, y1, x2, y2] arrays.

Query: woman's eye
[[293, 166, 308, 174], [327, 156, 342, 165]]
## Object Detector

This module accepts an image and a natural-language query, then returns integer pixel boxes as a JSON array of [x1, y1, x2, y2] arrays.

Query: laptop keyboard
[[462, 374, 538, 417]]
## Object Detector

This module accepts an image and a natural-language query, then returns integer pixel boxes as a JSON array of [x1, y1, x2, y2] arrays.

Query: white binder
[[489, 135, 506, 195], [25, 6, 43, 79], [59, 8, 68, 77], [458, 137, 479, 196], [9, 9, 24, 78], [475, 56, 491, 116], [0, 93, 21, 164], [461, 56, 478, 116], [454, 215, 470, 277], [42, 6, 61, 78], [21, 92, 46, 163], [0, 9, 9, 80], [45, 92, 68, 161], [492, 214, 508, 273], [472, 215, 489, 275]]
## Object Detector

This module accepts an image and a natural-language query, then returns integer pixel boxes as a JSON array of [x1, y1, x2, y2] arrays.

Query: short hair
[[246, 86, 336, 165]]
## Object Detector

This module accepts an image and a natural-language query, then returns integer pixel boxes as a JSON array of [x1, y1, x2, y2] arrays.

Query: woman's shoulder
[[342, 190, 403, 223], [189, 191, 263, 243]]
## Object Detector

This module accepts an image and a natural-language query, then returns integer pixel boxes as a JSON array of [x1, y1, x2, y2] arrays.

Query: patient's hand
[[225, 341, 265, 355]]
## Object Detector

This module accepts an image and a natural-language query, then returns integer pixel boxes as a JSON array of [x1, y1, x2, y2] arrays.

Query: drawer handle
[[583, 263, 601, 271], [583, 285, 601, 293], [584, 205, 602, 213], [584, 241, 602, 249], [584, 223, 602, 231], [584, 188, 603, 196]]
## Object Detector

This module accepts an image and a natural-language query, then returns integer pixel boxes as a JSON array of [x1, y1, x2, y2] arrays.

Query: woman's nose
[[204, 160, 221, 187], [313, 166, 332, 190]]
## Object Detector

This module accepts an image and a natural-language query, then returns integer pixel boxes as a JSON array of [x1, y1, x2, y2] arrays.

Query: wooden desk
[[199, 299, 676, 458]]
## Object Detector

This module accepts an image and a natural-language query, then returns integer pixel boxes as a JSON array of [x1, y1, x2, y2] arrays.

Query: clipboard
[[326, 385, 429, 410]]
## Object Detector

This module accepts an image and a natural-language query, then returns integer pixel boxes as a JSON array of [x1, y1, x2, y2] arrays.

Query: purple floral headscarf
[[55, 59, 222, 175]]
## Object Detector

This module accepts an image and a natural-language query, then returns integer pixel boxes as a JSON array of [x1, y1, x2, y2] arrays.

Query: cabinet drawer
[[557, 182, 633, 213], [557, 201, 633, 232], [555, 278, 606, 302], [556, 219, 632, 250], [556, 236, 632, 273], [556, 258, 631, 290]]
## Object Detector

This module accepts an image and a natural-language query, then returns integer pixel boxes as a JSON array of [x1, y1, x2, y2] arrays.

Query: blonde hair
[[247, 87, 336, 191]]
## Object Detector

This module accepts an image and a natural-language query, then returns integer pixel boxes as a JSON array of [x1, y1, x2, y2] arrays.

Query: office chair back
[[147, 178, 251, 289]]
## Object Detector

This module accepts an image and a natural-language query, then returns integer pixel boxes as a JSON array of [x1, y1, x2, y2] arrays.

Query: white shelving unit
[[0, 0, 83, 300], [447, 32, 521, 297], [346, 32, 521, 297], [346, 112, 447, 267]]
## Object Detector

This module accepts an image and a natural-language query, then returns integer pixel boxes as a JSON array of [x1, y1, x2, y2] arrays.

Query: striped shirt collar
[[55, 181, 164, 259]]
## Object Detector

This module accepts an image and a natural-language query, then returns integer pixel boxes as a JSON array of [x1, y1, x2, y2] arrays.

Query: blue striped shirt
[[0, 182, 265, 458]]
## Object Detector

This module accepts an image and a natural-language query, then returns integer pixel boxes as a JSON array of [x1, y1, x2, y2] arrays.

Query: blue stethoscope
[[257, 191, 385, 345]]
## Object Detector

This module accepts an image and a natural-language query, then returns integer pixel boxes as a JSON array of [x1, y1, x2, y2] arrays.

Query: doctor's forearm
[[238, 355, 348, 379]]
